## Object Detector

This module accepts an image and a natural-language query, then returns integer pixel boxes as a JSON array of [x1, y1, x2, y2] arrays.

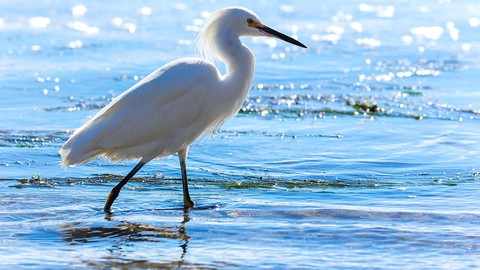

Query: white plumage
[[60, 58, 242, 165], [59, 6, 306, 212]]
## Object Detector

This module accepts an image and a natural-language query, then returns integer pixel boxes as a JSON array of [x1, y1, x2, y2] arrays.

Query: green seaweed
[[350, 101, 383, 113], [402, 91, 423, 95], [224, 179, 357, 189]]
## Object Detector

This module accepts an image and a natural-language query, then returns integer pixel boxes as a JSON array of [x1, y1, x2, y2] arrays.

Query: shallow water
[[1, 0, 479, 269]]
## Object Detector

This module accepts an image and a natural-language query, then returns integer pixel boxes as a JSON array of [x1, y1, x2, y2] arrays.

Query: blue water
[[1, 1, 479, 269]]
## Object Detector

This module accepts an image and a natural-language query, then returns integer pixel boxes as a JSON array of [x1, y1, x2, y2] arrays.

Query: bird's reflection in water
[[61, 208, 192, 267]]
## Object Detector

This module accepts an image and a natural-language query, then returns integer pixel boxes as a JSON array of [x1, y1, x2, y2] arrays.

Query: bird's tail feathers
[[59, 145, 102, 167]]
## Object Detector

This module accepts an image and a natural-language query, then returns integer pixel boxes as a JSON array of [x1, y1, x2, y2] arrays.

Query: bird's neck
[[218, 32, 255, 87]]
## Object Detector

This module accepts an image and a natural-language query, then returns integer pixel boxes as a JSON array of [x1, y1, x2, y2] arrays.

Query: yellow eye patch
[[247, 18, 263, 28]]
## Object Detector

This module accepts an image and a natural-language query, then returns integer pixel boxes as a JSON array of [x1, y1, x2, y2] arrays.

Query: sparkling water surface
[[1, 0, 479, 269]]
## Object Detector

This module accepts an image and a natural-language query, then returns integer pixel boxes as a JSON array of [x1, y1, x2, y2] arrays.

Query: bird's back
[[60, 57, 226, 166]]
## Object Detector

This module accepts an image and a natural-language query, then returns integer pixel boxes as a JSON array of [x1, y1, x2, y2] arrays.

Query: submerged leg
[[178, 148, 194, 208], [104, 161, 145, 213]]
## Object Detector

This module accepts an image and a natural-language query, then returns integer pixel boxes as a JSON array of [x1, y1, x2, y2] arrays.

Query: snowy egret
[[60, 6, 306, 213]]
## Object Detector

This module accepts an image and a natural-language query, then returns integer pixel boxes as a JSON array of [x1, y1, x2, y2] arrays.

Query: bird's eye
[[246, 18, 254, 25]]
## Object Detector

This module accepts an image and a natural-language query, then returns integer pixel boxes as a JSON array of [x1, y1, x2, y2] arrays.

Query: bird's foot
[[103, 206, 114, 214], [184, 198, 195, 209], [103, 190, 119, 213]]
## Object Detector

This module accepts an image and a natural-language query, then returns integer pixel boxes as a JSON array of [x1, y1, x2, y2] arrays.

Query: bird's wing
[[60, 58, 221, 165]]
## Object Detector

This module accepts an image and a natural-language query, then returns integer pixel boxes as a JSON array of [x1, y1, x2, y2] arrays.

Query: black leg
[[178, 149, 194, 208], [104, 161, 145, 213]]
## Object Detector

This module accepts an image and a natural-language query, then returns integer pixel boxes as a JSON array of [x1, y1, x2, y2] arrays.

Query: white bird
[[60, 6, 306, 213]]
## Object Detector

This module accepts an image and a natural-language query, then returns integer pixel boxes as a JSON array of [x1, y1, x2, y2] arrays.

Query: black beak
[[256, 25, 307, 48]]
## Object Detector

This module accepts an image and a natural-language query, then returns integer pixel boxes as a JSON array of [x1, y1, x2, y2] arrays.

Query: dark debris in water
[[234, 57, 477, 121], [239, 90, 479, 122], [223, 179, 366, 189], [14, 174, 60, 188], [213, 129, 342, 140], [5, 169, 478, 190], [347, 99, 383, 113]]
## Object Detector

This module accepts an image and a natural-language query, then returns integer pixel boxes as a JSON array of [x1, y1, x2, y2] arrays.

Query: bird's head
[[196, 7, 306, 62], [215, 7, 307, 48]]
